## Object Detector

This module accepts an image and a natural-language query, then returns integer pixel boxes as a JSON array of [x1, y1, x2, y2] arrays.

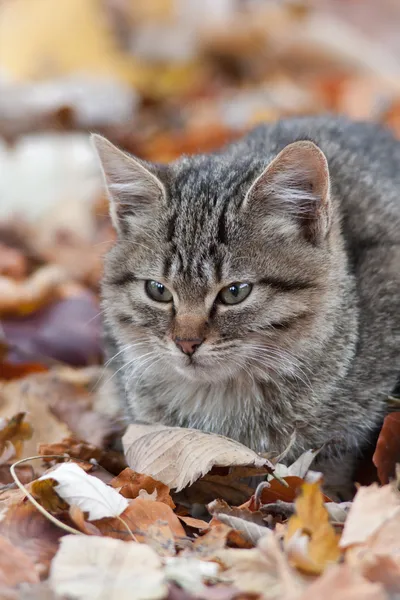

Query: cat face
[[95, 135, 337, 385]]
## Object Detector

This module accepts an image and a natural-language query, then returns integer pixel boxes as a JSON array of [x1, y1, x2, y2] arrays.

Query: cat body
[[94, 116, 400, 494]]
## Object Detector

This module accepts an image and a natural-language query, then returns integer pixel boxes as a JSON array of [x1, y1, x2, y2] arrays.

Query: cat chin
[[172, 360, 235, 383]]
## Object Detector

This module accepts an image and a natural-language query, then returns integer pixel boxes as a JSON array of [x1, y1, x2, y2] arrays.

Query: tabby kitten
[[93, 116, 400, 496]]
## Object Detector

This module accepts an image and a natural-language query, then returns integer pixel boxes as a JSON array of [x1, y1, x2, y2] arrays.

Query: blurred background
[[1, 0, 400, 371]]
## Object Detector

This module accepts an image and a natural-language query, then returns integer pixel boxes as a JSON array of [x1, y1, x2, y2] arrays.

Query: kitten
[[93, 116, 400, 497]]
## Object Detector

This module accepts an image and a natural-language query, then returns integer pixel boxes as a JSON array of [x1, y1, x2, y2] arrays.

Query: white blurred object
[[0, 76, 138, 127], [0, 132, 102, 222]]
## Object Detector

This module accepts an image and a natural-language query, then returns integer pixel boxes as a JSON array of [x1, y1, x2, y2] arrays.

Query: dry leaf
[[0, 412, 32, 461], [164, 557, 220, 594], [274, 448, 323, 480], [31, 478, 69, 513], [177, 515, 209, 531], [0, 535, 39, 587], [373, 412, 400, 485], [110, 468, 175, 509], [208, 499, 268, 546], [0, 265, 67, 317], [39, 437, 127, 476], [298, 563, 386, 600], [191, 523, 232, 557], [216, 534, 307, 599], [340, 483, 400, 549], [49, 535, 167, 600], [39, 462, 128, 521], [284, 479, 341, 574], [0, 382, 71, 461], [0, 501, 63, 577], [96, 497, 185, 545], [0, 242, 27, 280], [123, 423, 274, 491]]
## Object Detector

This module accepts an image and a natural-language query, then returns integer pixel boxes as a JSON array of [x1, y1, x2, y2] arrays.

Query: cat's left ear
[[244, 141, 331, 244], [91, 134, 166, 235]]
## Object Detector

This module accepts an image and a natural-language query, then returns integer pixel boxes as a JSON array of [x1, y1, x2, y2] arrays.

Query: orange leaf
[[373, 412, 400, 485], [95, 497, 185, 543], [110, 468, 175, 509], [0, 361, 48, 380], [284, 479, 341, 575]]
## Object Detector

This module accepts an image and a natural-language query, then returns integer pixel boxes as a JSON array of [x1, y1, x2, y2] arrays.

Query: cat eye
[[218, 282, 252, 305], [145, 280, 173, 303]]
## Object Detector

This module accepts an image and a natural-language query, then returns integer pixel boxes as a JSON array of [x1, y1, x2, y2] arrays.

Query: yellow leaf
[[0, 0, 136, 83], [31, 478, 69, 514], [284, 479, 341, 575]]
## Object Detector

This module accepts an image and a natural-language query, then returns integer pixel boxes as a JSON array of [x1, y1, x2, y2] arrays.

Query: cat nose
[[174, 337, 204, 356]]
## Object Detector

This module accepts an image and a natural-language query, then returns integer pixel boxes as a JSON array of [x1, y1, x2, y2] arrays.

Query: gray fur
[[95, 116, 400, 497]]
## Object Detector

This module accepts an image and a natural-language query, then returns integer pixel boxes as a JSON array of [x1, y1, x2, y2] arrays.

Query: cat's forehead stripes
[[161, 157, 256, 285]]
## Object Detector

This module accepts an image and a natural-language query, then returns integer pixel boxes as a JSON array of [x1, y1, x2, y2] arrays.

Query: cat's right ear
[[91, 134, 166, 235]]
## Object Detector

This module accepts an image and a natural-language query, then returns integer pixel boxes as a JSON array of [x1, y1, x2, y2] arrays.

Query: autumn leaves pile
[[0, 365, 399, 599]]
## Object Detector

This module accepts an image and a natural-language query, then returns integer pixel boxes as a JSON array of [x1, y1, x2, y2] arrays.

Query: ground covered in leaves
[[1, 1, 400, 599]]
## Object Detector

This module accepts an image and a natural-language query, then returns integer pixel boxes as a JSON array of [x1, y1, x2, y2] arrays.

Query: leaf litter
[[1, 0, 400, 598]]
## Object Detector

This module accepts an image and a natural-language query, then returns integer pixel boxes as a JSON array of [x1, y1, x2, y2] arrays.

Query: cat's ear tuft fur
[[91, 134, 166, 234], [244, 141, 331, 243]]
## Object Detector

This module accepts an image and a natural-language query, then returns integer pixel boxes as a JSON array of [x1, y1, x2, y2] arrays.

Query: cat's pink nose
[[175, 337, 203, 356]]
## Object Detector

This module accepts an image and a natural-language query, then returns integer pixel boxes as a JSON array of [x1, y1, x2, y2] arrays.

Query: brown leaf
[[110, 468, 175, 508], [0, 464, 35, 486], [0, 369, 120, 451], [177, 515, 209, 531], [39, 437, 127, 476], [0, 380, 71, 462], [0, 500, 63, 577], [69, 505, 102, 536], [0, 534, 39, 587], [123, 423, 274, 491], [0, 243, 27, 280], [208, 499, 268, 546], [0, 412, 33, 460], [284, 479, 341, 575], [95, 497, 186, 544], [373, 412, 400, 485], [0, 361, 48, 380], [191, 523, 232, 557]]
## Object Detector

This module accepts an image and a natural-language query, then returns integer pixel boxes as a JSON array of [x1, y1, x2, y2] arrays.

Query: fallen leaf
[[0, 412, 33, 459], [49, 535, 167, 600], [69, 505, 101, 536], [177, 470, 257, 506], [39, 462, 128, 521], [208, 499, 268, 546], [0, 501, 63, 577], [297, 563, 386, 600], [373, 412, 400, 485], [216, 533, 307, 599], [0, 382, 71, 461], [96, 497, 185, 545], [31, 478, 69, 513], [2, 290, 102, 368], [0, 243, 27, 280], [110, 468, 175, 509], [284, 479, 341, 574], [123, 423, 274, 491], [340, 483, 400, 549], [0, 534, 39, 587], [0, 369, 120, 450], [0, 361, 48, 380], [191, 523, 232, 557], [274, 448, 323, 480], [39, 437, 127, 476], [0, 265, 67, 317], [177, 515, 209, 531], [164, 556, 220, 594]]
